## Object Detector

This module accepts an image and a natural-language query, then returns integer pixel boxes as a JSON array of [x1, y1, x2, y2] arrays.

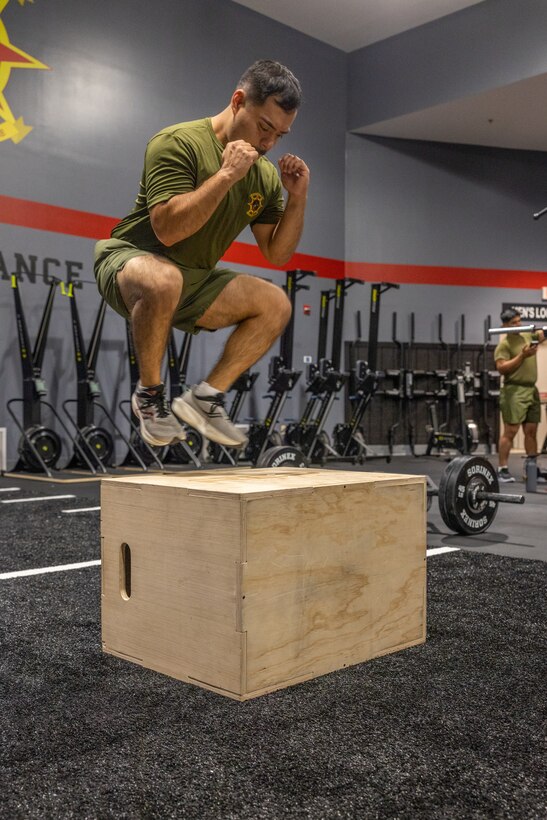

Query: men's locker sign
[[502, 303, 547, 323]]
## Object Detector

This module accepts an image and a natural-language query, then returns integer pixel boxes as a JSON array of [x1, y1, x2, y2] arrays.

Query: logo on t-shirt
[[246, 192, 264, 218]]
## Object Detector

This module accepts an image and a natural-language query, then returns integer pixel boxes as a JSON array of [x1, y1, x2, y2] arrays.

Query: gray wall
[[0, 0, 346, 465], [344, 135, 547, 345]]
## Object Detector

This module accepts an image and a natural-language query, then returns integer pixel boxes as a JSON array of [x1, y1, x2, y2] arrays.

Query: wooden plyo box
[[101, 468, 426, 700]]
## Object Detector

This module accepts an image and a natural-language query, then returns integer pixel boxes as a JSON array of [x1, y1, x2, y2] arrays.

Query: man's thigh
[[197, 274, 286, 330], [94, 238, 154, 319], [172, 268, 240, 334]]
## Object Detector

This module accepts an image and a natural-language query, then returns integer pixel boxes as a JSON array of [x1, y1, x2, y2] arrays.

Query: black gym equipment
[[383, 311, 428, 458], [476, 315, 500, 454], [384, 311, 404, 457], [428, 455, 524, 535], [208, 369, 259, 465], [284, 287, 332, 458], [162, 329, 202, 467], [7, 276, 71, 476], [426, 314, 479, 457], [245, 269, 315, 468], [61, 285, 116, 472], [332, 281, 399, 461], [302, 277, 366, 464], [62, 286, 155, 473], [118, 323, 168, 470]]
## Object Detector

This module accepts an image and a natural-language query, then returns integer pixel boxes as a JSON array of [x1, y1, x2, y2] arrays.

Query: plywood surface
[[241, 481, 426, 693], [101, 467, 425, 499], [101, 469, 427, 699], [101, 482, 245, 693]]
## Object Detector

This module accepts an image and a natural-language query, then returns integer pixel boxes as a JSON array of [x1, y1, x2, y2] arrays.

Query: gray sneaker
[[497, 467, 515, 483], [172, 387, 248, 448], [131, 383, 186, 447]]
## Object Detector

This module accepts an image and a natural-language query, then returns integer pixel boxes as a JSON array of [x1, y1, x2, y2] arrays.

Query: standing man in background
[[94, 59, 309, 449], [494, 308, 545, 482]]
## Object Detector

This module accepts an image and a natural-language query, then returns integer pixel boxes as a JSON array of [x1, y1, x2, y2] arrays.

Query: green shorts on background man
[[499, 384, 541, 425], [94, 238, 239, 335]]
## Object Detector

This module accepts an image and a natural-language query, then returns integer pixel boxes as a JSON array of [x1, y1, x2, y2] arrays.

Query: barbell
[[428, 455, 524, 535], [488, 324, 547, 335]]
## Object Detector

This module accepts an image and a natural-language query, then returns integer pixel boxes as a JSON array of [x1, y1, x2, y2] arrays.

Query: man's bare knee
[[502, 424, 519, 442], [118, 255, 183, 313], [263, 287, 292, 335]]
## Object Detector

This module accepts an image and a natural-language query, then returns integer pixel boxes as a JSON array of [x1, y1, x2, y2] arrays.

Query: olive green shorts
[[499, 383, 541, 425], [94, 238, 239, 334]]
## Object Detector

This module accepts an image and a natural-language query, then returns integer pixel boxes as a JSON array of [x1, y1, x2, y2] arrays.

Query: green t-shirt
[[111, 118, 285, 270], [494, 331, 538, 386]]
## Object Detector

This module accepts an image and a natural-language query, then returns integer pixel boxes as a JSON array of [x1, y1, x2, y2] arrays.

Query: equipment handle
[[356, 310, 362, 342]]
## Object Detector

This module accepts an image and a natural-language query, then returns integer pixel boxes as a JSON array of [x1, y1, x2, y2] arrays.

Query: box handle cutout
[[120, 542, 131, 600]]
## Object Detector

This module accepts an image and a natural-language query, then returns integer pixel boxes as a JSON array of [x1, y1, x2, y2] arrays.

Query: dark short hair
[[237, 59, 302, 112], [500, 308, 521, 323]]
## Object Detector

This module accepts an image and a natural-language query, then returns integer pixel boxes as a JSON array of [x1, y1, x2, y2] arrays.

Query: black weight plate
[[18, 425, 62, 471], [165, 427, 203, 464], [438, 455, 498, 535], [128, 431, 168, 466], [78, 425, 114, 465], [255, 445, 308, 469]]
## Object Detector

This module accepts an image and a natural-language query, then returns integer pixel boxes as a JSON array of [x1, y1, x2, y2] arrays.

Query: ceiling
[[231, 0, 485, 52], [231, 0, 547, 152]]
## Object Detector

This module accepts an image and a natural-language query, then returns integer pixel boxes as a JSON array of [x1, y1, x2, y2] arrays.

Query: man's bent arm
[[150, 169, 235, 247], [150, 139, 258, 247], [252, 194, 307, 267]]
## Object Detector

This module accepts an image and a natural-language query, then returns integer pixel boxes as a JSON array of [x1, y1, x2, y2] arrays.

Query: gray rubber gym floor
[[1, 454, 545, 818]]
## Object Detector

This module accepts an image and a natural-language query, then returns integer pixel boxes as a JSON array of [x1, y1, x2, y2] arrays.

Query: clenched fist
[[278, 153, 310, 198], [221, 140, 259, 182]]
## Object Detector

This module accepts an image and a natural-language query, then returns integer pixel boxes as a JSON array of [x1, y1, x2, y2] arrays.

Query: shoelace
[[198, 393, 226, 418], [138, 390, 170, 418]]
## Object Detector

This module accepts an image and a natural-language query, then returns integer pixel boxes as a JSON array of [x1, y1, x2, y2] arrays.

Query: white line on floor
[[62, 506, 100, 514], [427, 546, 461, 557], [0, 494, 76, 504], [0, 487, 21, 493], [0, 559, 101, 580]]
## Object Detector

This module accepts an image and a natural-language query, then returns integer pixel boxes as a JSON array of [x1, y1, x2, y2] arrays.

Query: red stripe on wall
[[343, 261, 547, 289], [1, 194, 545, 288], [0, 195, 119, 239]]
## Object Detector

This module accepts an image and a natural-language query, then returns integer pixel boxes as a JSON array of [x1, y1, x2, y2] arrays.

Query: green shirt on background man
[[494, 332, 538, 386]]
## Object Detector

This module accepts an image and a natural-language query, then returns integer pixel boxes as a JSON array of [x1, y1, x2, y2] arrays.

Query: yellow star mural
[[0, 0, 49, 143]]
